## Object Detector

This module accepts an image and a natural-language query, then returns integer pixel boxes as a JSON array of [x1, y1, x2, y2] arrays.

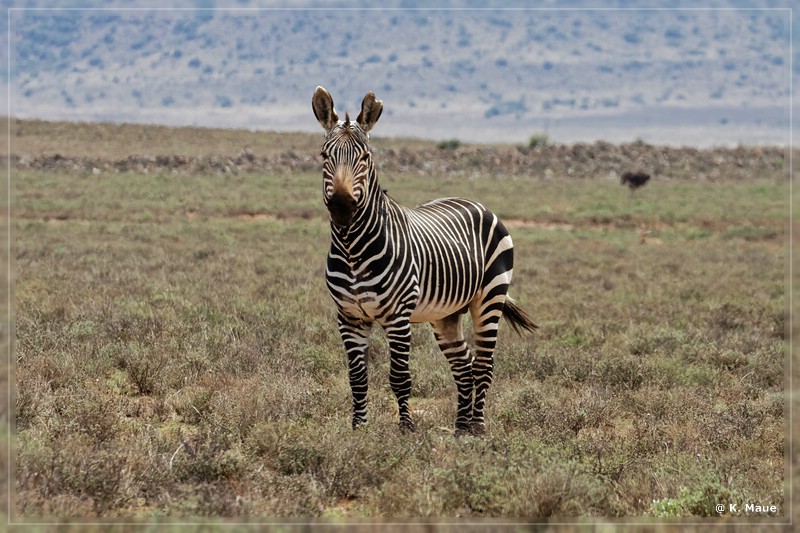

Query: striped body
[[313, 87, 536, 435], [328, 197, 511, 325]]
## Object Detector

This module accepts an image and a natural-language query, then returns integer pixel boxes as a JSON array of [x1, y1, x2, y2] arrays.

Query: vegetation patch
[[11, 122, 789, 519]]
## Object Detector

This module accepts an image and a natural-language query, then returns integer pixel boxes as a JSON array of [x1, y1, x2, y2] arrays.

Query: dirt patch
[[503, 219, 575, 231], [234, 213, 278, 222]]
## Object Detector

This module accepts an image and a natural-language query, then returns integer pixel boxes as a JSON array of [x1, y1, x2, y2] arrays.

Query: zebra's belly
[[409, 295, 474, 323], [334, 290, 474, 323]]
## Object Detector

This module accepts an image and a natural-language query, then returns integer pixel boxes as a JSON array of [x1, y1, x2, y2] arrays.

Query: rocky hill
[[10, 119, 791, 182]]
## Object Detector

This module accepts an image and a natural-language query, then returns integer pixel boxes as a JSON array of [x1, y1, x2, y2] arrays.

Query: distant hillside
[[4, 1, 796, 146]]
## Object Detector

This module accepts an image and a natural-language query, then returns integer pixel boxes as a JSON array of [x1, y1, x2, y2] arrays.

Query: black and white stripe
[[312, 87, 537, 435]]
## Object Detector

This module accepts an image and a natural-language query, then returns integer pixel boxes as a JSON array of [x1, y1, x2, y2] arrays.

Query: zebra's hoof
[[469, 422, 486, 436], [352, 420, 368, 430], [399, 419, 415, 433], [454, 422, 472, 437]]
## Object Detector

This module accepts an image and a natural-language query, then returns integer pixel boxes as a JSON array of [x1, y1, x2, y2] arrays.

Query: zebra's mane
[[325, 120, 369, 147]]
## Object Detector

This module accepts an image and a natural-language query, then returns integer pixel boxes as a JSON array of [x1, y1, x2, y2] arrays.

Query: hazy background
[[4, 0, 796, 147]]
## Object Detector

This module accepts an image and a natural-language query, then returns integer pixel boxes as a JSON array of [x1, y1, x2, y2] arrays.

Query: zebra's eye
[[359, 152, 370, 162], [320, 152, 329, 161]]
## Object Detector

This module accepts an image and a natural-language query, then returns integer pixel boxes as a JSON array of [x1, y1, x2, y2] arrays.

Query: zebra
[[312, 86, 537, 436]]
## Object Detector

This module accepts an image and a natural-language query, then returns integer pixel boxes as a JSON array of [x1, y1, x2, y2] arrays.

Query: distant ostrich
[[620, 171, 651, 191]]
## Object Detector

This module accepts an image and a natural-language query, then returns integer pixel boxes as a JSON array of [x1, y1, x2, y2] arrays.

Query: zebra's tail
[[503, 298, 538, 335]]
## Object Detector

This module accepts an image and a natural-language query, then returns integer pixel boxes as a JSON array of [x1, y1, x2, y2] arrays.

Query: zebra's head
[[312, 86, 383, 227]]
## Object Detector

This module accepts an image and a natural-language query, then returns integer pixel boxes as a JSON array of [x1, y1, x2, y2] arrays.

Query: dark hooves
[[455, 421, 486, 437], [469, 422, 486, 436], [399, 420, 415, 433]]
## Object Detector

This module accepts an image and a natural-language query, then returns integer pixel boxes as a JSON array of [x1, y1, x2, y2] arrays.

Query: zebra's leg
[[469, 287, 509, 436], [338, 313, 373, 429], [431, 313, 474, 436], [383, 315, 415, 432]]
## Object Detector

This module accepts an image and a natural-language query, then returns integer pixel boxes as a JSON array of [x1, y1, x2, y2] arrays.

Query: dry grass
[[9, 118, 318, 159], [8, 119, 792, 524], [6, 118, 437, 160]]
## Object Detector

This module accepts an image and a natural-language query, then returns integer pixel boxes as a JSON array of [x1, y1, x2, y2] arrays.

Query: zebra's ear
[[312, 86, 339, 132], [357, 92, 383, 133]]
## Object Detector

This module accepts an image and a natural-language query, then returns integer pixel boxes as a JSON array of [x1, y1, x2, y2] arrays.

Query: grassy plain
[[9, 120, 792, 525]]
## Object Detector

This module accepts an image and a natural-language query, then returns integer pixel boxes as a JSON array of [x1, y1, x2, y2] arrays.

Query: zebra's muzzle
[[327, 191, 357, 226]]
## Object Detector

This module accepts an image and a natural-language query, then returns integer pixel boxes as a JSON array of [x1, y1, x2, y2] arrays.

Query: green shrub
[[650, 482, 743, 517], [437, 138, 461, 150], [528, 133, 549, 148]]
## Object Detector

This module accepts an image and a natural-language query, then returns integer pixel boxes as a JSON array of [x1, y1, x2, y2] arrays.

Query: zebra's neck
[[331, 166, 390, 253]]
